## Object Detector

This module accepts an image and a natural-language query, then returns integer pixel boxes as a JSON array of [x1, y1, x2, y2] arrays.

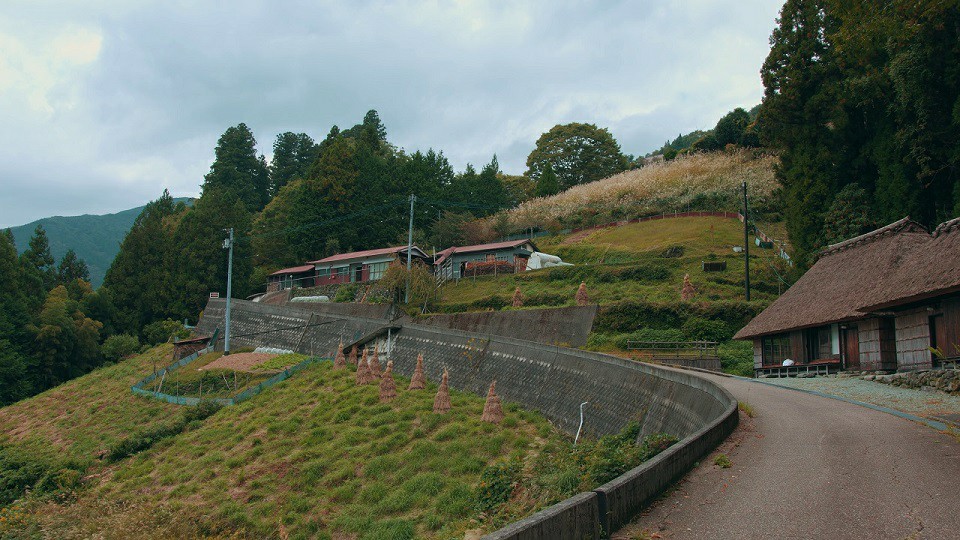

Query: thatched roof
[[735, 217, 959, 340], [859, 216, 960, 310]]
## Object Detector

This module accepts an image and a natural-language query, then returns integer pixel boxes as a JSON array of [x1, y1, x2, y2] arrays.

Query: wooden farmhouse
[[309, 246, 430, 286], [266, 264, 317, 291], [434, 239, 538, 279], [736, 217, 960, 375]]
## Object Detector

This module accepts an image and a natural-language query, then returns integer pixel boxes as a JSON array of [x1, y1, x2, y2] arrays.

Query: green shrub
[[475, 459, 521, 512], [617, 264, 671, 282], [143, 319, 190, 345], [470, 295, 510, 311], [595, 301, 686, 332], [107, 401, 222, 462], [523, 293, 568, 307], [0, 446, 84, 506], [334, 284, 360, 303], [101, 334, 141, 362], [682, 318, 732, 342], [613, 328, 686, 349], [718, 341, 754, 377]]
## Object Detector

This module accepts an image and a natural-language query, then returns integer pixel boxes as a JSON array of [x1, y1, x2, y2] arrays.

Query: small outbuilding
[[435, 239, 538, 279], [266, 264, 317, 291], [735, 217, 960, 375]]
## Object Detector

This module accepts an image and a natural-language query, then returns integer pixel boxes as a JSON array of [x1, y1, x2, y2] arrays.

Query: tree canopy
[[526, 123, 628, 190], [759, 0, 959, 266]]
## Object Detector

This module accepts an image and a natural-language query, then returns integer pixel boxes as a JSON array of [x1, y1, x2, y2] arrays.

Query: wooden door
[[844, 326, 860, 370], [930, 314, 946, 366]]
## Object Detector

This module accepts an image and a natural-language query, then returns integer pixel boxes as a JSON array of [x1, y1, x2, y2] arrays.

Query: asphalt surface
[[617, 372, 960, 540]]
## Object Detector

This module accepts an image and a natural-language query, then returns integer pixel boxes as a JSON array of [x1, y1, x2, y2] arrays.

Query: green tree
[[821, 183, 876, 245], [169, 189, 253, 319], [56, 249, 90, 286], [269, 132, 316, 196], [29, 285, 102, 389], [20, 225, 56, 296], [714, 108, 751, 147], [760, 0, 841, 267], [526, 123, 628, 190], [534, 161, 560, 198], [103, 190, 180, 334], [202, 123, 270, 211], [0, 341, 30, 405]]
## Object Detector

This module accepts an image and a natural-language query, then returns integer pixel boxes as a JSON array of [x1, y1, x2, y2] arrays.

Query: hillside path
[[616, 371, 960, 540]]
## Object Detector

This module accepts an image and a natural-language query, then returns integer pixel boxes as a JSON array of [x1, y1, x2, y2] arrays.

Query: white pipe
[[574, 401, 589, 445]]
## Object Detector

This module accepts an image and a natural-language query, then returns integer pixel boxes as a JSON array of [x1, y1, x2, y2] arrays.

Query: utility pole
[[223, 227, 234, 355], [405, 194, 416, 303], [743, 182, 751, 302]]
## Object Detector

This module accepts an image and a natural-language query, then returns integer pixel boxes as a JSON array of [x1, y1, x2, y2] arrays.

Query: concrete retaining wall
[[196, 299, 737, 537], [411, 305, 598, 347]]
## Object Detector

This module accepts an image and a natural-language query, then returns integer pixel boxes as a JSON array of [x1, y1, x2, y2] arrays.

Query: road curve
[[617, 371, 960, 540]]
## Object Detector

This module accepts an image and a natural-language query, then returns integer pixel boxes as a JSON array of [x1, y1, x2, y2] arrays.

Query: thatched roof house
[[736, 217, 960, 374]]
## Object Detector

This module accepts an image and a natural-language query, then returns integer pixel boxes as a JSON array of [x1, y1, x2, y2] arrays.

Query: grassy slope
[[5, 350, 559, 539], [0, 345, 178, 465], [496, 150, 779, 231], [438, 216, 785, 307]]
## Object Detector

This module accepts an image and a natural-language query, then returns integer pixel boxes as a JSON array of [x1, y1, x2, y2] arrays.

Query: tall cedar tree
[[761, 1, 960, 266], [526, 123, 628, 190], [760, 0, 841, 267], [169, 189, 253, 320], [19, 225, 56, 305], [534, 162, 560, 197], [202, 123, 270, 211], [103, 190, 180, 334], [57, 249, 90, 285], [269, 132, 316, 196]]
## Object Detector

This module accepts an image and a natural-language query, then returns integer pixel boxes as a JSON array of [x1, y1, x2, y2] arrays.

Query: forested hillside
[[8, 199, 191, 288], [758, 1, 960, 267]]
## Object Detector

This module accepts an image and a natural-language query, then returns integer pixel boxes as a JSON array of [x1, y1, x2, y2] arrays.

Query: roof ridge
[[933, 216, 960, 237], [820, 217, 926, 256]]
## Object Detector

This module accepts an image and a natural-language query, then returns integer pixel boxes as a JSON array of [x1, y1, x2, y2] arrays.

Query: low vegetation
[[491, 150, 779, 233], [0, 348, 675, 539]]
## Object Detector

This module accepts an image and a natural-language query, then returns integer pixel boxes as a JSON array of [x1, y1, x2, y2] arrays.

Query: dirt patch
[[561, 229, 596, 245], [199, 352, 277, 373]]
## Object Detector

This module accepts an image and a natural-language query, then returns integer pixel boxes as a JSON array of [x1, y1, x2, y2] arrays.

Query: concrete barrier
[[410, 304, 598, 347], [483, 492, 601, 540], [196, 299, 738, 538]]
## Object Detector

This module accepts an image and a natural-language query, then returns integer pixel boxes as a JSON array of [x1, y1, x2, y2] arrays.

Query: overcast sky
[[0, 0, 783, 228]]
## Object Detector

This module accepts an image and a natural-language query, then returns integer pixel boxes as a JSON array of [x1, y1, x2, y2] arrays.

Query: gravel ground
[[761, 376, 960, 424]]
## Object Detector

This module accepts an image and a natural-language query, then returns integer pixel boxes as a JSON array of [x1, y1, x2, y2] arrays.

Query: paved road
[[617, 372, 960, 540]]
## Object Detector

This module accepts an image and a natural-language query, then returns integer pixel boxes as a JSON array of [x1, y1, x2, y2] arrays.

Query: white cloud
[[0, 0, 783, 227]]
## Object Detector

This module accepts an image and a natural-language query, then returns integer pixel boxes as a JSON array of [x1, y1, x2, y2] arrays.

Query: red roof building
[[308, 246, 430, 285]]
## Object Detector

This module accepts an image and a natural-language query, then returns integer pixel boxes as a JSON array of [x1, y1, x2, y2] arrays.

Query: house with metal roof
[[267, 265, 317, 291], [309, 246, 430, 285], [735, 217, 960, 375], [434, 239, 539, 279]]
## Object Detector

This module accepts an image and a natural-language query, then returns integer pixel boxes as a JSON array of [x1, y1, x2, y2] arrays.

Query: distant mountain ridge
[[7, 198, 192, 288]]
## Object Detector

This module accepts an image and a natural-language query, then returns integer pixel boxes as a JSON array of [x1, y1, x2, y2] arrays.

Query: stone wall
[[866, 369, 960, 394], [895, 309, 933, 370], [410, 305, 598, 348]]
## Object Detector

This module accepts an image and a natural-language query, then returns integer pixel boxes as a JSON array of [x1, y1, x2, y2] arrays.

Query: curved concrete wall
[[196, 299, 738, 536]]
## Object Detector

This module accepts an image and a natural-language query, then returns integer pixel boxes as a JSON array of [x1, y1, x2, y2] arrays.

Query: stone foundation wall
[[866, 369, 960, 394]]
